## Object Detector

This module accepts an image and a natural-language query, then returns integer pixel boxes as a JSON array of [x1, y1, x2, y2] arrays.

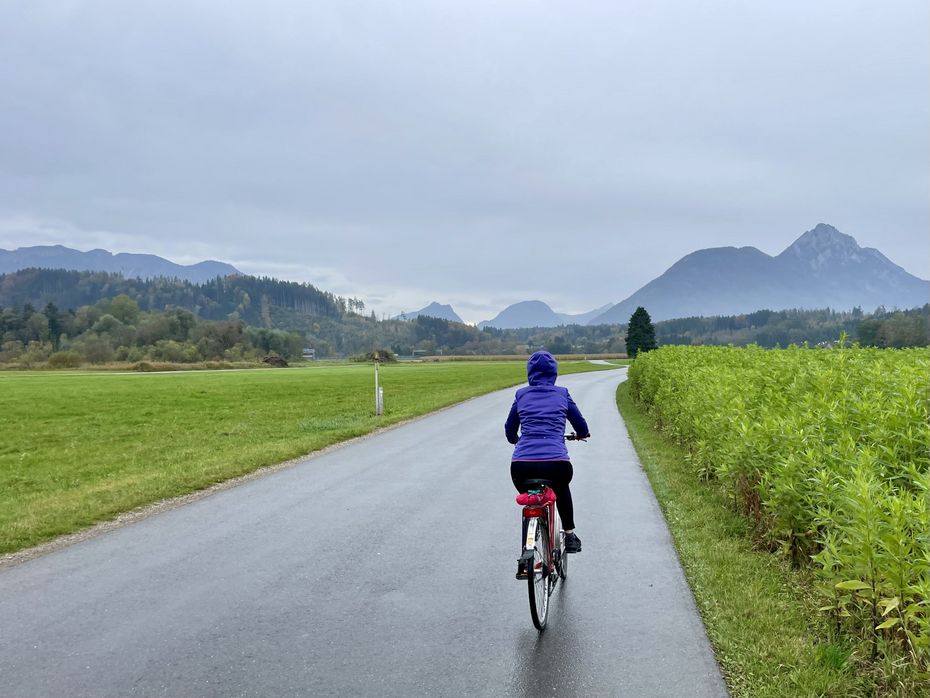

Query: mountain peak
[[396, 302, 463, 323], [478, 300, 563, 329], [591, 223, 928, 324], [806, 223, 858, 243], [778, 223, 863, 270]]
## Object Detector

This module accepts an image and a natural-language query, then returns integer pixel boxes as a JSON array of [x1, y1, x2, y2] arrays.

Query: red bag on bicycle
[[516, 488, 556, 506]]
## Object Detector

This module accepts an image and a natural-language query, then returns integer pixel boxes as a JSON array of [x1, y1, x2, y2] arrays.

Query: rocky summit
[[590, 224, 929, 324]]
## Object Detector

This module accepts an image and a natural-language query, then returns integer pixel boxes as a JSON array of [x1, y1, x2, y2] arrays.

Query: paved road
[[0, 367, 727, 697]]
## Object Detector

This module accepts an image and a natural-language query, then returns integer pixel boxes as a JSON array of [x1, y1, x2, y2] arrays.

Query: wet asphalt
[[0, 366, 727, 697]]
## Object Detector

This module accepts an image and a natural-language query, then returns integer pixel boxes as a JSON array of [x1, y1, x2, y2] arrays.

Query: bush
[[47, 351, 84, 368], [19, 341, 53, 367], [222, 345, 249, 362], [352, 349, 397, 362], [71, 335, 114, 364], [147, 340, 200, 363], [0, 340, 25, 363], [628, 344, 930, 676], [115, 345, 145, 363]]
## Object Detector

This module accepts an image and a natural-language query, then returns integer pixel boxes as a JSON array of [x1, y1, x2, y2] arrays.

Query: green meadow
[[0, 361, 613, 554]]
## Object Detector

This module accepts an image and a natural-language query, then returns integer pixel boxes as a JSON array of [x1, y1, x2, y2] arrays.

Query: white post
[[378, 386, 384, 414], [374, 360, 382, 416]]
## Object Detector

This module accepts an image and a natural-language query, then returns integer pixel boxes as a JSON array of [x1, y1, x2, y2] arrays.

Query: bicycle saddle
[[520, 478, 554, 490]]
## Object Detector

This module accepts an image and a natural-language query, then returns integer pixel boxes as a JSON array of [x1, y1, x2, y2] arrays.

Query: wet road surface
[[0, 367, 727, 697]]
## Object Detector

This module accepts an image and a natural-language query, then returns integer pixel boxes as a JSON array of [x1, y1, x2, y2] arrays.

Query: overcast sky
[[1, 1, 927, 323]]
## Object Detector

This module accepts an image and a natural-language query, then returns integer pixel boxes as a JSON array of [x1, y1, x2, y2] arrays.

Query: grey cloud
[[0, 0, 927, 323]]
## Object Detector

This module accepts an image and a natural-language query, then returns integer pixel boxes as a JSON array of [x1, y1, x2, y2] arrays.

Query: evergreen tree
[[626, 306, 657, 358], [547, 335, 572, 354], [44, 302, 61, 349]]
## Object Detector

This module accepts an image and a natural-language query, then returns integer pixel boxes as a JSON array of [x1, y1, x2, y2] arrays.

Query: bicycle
[[515, 433, 585, 630]]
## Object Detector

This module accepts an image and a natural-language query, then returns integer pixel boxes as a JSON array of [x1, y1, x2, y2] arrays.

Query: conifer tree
[[626, 306, 657, 358]]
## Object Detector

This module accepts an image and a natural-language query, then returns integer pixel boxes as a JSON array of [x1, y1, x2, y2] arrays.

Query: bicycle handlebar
[[564, 433, 589, 442]]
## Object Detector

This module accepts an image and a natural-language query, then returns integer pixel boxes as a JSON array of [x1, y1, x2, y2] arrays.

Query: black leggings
[[511, 460, 575, 530]]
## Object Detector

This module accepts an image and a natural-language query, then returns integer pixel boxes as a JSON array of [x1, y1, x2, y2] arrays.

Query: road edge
[[0, 388, 501, 570], [2, 367, 624, 570]]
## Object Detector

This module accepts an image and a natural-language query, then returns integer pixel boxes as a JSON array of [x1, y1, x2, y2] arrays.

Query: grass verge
[[616, 381, 873, 698], [1, 360, 613, 555]]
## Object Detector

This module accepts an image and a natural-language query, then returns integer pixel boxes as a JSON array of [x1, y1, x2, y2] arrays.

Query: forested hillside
[[0, 269, 925, 367], [0, 268, 361, 322]]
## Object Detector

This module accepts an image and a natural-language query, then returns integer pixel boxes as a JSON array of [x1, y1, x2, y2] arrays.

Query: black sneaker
[[564, 532, 582, 553], [515, 560, 528, 579]]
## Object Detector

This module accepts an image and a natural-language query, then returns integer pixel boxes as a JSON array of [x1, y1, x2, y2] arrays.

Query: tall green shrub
[[628, 344, 930, 675]]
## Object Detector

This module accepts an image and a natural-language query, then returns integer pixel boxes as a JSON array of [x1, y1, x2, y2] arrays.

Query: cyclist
[[505, 350, 590, 565]]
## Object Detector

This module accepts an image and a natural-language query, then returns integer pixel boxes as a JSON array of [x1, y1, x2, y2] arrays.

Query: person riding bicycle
[[505, 350, 590, 559]]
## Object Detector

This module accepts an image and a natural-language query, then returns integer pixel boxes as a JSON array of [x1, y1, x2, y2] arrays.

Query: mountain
[[557, 303, 615, 325], [478, 300, 565, 329], [479, 301, 617, 329], [396, 302, 463, 323], [0, 245, 241, 283], [591, 224, 930, 324]]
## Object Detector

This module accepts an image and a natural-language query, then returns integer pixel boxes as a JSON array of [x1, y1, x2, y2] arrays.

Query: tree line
[[655, 305, 928, 349], [0, 297, 307, 366], [0, 268, 925, 366], [0, 268, 361, 324]]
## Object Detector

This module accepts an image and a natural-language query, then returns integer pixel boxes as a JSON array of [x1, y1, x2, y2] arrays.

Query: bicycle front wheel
[[528, 519, 550, 630]]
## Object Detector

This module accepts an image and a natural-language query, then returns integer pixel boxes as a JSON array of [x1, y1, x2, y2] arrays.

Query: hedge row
[[628, 344, 929, 677]]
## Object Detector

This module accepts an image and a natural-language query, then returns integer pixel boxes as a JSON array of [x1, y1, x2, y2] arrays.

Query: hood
[[527, 351, 558, 386]]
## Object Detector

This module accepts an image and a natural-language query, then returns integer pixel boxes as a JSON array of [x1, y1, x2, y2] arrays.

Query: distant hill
[[0, 245, 241, 283], [396, 302, 463, 323], [478, 300, 565, 329], [557, 303, 615, 325], [592, 224, 930, 324], [479, 301, 617, 329]]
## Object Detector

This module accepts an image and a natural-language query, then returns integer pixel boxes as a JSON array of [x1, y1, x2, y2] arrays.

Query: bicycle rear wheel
[[557, 533, 568, 580], [528, 519, 550, 630]]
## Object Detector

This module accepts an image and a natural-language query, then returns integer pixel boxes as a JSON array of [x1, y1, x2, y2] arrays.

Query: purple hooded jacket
[[505, 351, 590, 461]]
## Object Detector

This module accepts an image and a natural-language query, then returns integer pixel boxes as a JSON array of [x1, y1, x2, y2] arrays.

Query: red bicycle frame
[[519, 486, 559, 576]]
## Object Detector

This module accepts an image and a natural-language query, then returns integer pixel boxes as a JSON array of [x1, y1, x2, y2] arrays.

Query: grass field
[[0, 360, 614, 555]]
